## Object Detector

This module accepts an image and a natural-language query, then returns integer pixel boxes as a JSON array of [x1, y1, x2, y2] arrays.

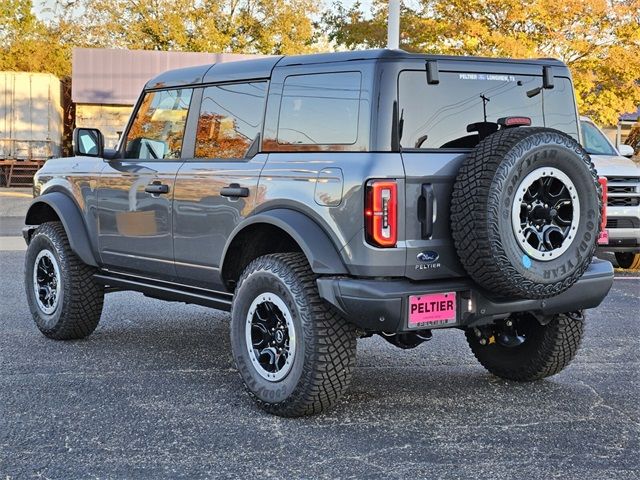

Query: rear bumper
[[600, 224, 640, 253], [316, 258, 614, 333], [602, 206, 640, 252]]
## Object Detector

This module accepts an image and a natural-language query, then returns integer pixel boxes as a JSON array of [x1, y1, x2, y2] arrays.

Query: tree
[[0, 0, 72, 77], [84, 0, 319, 55], [323, 0, 640, 126]]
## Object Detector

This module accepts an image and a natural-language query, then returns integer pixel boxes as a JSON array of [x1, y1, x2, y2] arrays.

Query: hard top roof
[[145, 49, 568, 90]]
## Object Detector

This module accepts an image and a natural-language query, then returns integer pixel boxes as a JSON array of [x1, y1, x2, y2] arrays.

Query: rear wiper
[[526, 86, 543, 98]]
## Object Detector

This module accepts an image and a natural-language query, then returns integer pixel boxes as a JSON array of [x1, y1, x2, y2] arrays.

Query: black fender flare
[[25, 192, 98, 267], [222, 209, 348, 275]]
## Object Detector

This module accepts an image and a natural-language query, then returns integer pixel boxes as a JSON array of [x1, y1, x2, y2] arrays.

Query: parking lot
[[1, 190, 639, 479]]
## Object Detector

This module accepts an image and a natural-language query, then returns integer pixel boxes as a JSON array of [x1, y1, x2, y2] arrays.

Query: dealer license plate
[[408, 292, 457, 328]]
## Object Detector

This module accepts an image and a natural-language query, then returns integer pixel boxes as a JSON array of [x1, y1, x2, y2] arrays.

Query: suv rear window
[[399, 71, 578, 150], [277, 72, 361, 146]]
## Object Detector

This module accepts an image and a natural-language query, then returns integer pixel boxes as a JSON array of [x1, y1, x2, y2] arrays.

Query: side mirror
[[618, 144, 635, 158], [73, 128, 104, 157]]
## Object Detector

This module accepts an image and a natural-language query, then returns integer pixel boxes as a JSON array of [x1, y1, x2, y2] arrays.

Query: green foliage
[[0, 0, 72, 77]]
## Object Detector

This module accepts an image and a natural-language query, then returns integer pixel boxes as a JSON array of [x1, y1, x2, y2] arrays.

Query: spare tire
[[451, 127, 600, 299]]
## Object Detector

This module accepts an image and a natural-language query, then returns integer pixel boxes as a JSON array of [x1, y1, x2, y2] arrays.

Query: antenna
[[387, 0, 400, 49]]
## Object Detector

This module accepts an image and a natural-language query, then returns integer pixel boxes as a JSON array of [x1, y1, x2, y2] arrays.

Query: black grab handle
[[144, 183, 170, 195], [418, 183, 435, 239], [220, 183, 250, 198]]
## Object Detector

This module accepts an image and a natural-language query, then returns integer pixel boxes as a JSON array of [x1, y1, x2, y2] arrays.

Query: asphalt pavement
[[1, 189, 639, 479]]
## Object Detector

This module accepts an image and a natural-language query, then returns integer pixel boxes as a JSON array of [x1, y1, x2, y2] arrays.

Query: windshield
[[580, 120, 617, 156]]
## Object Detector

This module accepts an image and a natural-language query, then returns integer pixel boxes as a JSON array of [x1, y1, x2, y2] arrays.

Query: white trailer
[[0, 71, 63, 161]]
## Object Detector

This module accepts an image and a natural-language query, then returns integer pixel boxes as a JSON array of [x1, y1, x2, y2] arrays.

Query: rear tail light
[[598, 177, 608, 245], [365, 180, 398, 247]]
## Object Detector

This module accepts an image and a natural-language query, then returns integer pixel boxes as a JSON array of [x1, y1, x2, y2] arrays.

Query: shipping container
[[0, 72, 63, 160]]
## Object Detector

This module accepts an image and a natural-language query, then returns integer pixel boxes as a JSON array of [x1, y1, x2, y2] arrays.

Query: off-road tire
[[615, 252, 640, 270], [451, 127, 601, 299], [25, 221, 104, 339], [466, 311, 585, 381], [230, 253, 357, 417]]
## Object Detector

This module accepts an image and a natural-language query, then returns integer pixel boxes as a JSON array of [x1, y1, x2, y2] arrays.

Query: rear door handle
[[145, 182, 170, 195], [418, 183, 435, 239], [220, 183, 250, 198]]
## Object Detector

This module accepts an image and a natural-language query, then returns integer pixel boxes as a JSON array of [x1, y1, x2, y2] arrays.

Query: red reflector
[[365, 180, 397, 248], [598, 177, 608, 245]]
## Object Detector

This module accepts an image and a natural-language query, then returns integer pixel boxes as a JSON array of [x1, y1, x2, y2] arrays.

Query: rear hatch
[[397, 66, 580, 280]]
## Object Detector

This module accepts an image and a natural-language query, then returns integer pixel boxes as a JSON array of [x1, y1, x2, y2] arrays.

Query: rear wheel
[[230, 253, 357, 417], [24, 222, 104, 340], [466, 311, 585, 381], [615, 252, 640, 270]]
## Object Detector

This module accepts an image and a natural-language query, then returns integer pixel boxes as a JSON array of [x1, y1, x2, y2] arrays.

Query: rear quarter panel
[[257, 152, 407, 276]]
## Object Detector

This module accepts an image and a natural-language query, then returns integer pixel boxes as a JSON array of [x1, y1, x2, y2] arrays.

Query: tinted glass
[[125, 89, 192, 160], [399, 71, 579, 149], [277, 72, 361, 145], [195, 82, 267, 159], [543, 77, 579, 139], [581, 120, 617, 156]]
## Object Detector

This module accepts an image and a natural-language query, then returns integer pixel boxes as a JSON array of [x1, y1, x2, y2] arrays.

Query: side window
[[543, 78, 580, 141], [277, 72, 361, 146], [124, 88, 192, 160], [195, 82, 267, 159]]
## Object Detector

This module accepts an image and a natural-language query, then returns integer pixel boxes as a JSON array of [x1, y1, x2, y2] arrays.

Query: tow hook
[[474, 319, 525, 348], [380, 330, 433, 349]]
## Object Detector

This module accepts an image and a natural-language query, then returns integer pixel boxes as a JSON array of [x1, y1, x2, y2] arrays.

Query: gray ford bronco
[[23, 50, 614, 416]]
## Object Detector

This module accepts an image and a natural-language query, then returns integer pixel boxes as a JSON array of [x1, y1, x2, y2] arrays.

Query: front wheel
[[230, 253, 357, 417], [615, 252, 640, 270], [24, 222, 104, 340], [466, 311, 585, 381]]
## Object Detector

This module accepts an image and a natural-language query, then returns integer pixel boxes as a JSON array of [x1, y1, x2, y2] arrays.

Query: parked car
[[23, 50, 613, 416], [580, 117, 640, 269]]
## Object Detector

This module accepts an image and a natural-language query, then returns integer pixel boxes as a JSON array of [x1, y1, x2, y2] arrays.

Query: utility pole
[[387, 0, 400, 49]]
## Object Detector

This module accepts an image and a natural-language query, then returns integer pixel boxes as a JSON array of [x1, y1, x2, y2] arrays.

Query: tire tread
[[232, 252, 356, 417], [450, 128, 601, 299], [25, 221, 104, 340], [466, 312, 585, 381]]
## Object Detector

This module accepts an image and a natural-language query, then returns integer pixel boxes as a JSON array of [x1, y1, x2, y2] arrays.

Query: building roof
[[71, 48, 257, 105], [620, 107, 640, 122]]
